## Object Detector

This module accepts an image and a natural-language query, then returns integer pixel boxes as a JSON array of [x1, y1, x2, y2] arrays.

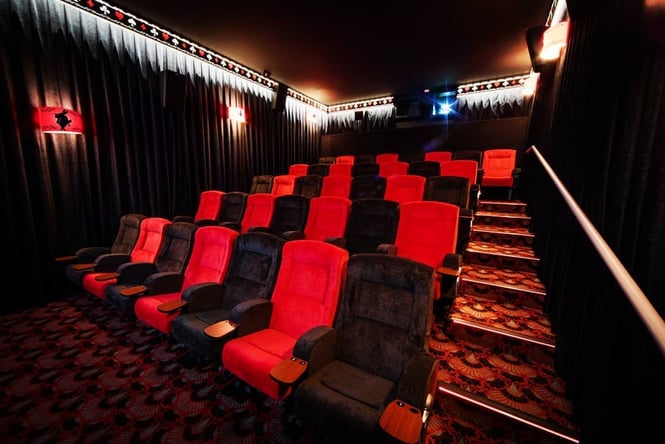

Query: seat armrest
[[229, 299, 273, 337], [70, 263, 96, 271], [377, 243, 397, 255], [270, 356, 308, 385], [435, 266, 460, 278], [379, 399, 423, 444], [55, 255, 78, 263], [94, 253, 131, 272], [397, 353, 438, 408], [119, 285, 149, 297], [116, 261, 157, 285], [194, 219, 217, 227], [75, 246, 111, 263], [95, 272, 119, 281], [144, 271, 184, 295], [172, 215, 195, 224], [281, 230, 305, 241], [203, 319, 238, 338], [293, 325, 336, 375], [181, 282, 224, 312], [157, 299, 187, 313], [324, 236, 346, 249]]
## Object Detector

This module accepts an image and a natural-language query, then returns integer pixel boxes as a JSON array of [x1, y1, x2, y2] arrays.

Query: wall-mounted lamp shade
[[223, 105, 246, 123], [541, 21, 569, 60], [38, 107, 83, 134]]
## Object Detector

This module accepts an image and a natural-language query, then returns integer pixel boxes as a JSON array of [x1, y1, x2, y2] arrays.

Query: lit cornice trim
[[287, 89, 327, 111], [328, 96, 394, 113], [57, 0, 324, 109], [456, 75, 531, 95]]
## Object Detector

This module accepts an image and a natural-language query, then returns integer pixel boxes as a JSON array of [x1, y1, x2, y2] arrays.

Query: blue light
[[440, 103, 452, 115]]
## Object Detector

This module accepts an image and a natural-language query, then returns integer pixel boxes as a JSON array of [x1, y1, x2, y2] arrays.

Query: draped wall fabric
[[523, 1, 665, 441], [325, 105, 395, 134], [0, 0, 321, 313], [456, 87, 530, 121]]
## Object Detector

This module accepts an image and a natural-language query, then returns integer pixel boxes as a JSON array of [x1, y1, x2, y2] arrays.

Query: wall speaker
[[272, 84, 288, 112], [526, 26, 548, 73], [160, 70, 186, 111]]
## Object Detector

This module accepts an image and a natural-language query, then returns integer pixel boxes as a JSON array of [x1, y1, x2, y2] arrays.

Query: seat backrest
[[424, 150, 452, 164], [241, 193, 275, 233], [307, 163, 330, 177], [129, 217, 172, 263], [111, 213, 147, 254], [424, 176, 470, 209], [349, 175, 386, 200], [320, 175, 352, 198], [271, 175, 296, 196], [194, 190, 224, 222], [250, 175, 274, 194], [354, 154, 375, 164], [440, 160, 479, 185], [294, 175, 323, 198], [181, 226, 238, 291], [344, 198, 399, 254], [379, 160, 409, 178], [269, 240, 348, 339], [220, 232, 285, 310], [218, 191, 248, 225], [384, 174, 426, 204], [153, 221, 198, 273], [481, 148, 517, 180], [393, 201, 459, 268], [335, 155, 355, 165], [288, 163, 309, 177], [451, 149, 483, 165], [351, 162, 380, 177], [328, 163, 352, 176], [334, 253, 434, 381], [408, 160, 441, 178], [375, 153, 399, 164], [318, 156, 336, 165], [269, 194, 310, 235], [303, 196, 352, 241]]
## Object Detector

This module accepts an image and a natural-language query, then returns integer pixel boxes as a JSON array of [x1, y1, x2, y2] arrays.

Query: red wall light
[[37, 106, 84, 134], [221, 105, 247, 123]]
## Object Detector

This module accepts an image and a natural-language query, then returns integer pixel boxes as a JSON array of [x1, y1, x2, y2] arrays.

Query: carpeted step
[[478, 199, 529, 215], [473, 209, 532, 230], [464, 240, 540, 272], [460, 263, 546, 307], [471, 223, 535, 247]]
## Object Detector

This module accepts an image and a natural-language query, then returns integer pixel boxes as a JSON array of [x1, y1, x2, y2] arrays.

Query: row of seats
[[59, 217, 449, 441], [317, 149, 485, 165]]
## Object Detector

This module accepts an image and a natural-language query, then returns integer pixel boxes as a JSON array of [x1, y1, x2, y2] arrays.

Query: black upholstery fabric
[[294, 175, 323, 198], [293, 253, 436, 442], [218, 192, 248, 226], [261, 194, 310, 238], [451, 149, 483, 164], [249, 175, 273, 194], [408, 160, 440, 178], [64, 213, 146, 287], [105, 222, 198, 316], [170, 232, 285, 361], [307, 164, 330, 177], [424, 176, 470, 209], [341, 198, 398, 254], [354, 155, 375, 164], [318, 156, 336, 164], [349, 175, 386, 200], [351, 162, 379, 177]]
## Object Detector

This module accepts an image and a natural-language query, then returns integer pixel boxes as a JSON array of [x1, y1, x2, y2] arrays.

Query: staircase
[[428, 199, 582, 443]]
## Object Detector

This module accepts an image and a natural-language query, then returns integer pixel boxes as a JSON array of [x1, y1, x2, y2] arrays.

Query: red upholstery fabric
[[271, 175, 296, 196], [303, 196, 351, 241], [82, 217, 171, 299], [328, 163, 352, 176], [379, 161, 409, 178], [222, 240, 349, 400], [288, 164, 309, 177], [440, 160, 479, 184], [335, 155, 355, 165], [241, 193, 275, 233], [134, 226, 239, 333], [384, 174, 426, 204], [194, 190, 224, 222], [425, 150, 452, 164], [481, 149, 517, 187], [320, 175, 352, 198], [375, 153, 399, 163]]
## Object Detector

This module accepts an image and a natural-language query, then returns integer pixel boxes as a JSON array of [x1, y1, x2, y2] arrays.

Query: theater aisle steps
[[427, 199, 582, 443]]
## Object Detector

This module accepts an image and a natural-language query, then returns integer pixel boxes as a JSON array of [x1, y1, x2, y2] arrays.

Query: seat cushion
[[134, 292, 181, 333]]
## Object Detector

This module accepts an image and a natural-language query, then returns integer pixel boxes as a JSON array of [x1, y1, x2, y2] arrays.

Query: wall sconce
[[222, 105, 246, 123], [37, 106, 83, 134], [541, 21, 569, 60]]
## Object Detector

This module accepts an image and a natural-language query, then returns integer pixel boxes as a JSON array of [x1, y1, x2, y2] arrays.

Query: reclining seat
[[293, 175, 323, 198], [407, 160, 441, 178], [233, 193, 275, 233], [61, 213, 146, 288], [328, 198, 399, 255], [288, 163, 309, 177], [383, 174, 426, 204], [271, 175, 297, 196], [328, 163, 352, 176], [378, 160, 409, 178], [424, 175, 474, 253], [440, 159, 481, 212], [378, 201, 462, 321], [80, 217, 171, 300], [307, 163, 330, 177], [221, 240, 349, 400], [281, 196, 351, 242], [351, 162, 380, 177], [292, 254, 438, 443], [249, 175, 274, 194], [249, 194, 310, 239], [480, 148, 521, 199], [320, 175, 352, 199], [170, 232, 285, 362], [133, 226, 239, 334], [424, 150, 452, 164], [173, 190, 224, 226], [349, 175, 386, 200], [375, 153, 399, 164], [105, 221, 198, 317], [217, 191, 249, 229]]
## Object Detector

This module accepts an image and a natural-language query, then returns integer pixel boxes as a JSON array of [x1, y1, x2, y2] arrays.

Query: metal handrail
[[527, 145, 665, 356]]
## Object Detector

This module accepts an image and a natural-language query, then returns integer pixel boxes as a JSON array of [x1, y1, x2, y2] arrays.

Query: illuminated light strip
[[437, 385, 580, 443], [328, 96, 394, 113], [457, 75, 531, 95], [58, 0, 325, 109], [448, 317, 555, 348], [288, 89, 328, 111]]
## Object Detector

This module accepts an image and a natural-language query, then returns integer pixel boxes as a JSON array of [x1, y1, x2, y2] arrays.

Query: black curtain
[[523, 1, 665, 441], [0, 0, 320, 314]]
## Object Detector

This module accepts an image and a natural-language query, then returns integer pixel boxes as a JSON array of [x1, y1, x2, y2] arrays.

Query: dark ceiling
[[109, 0, 553, 105]]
